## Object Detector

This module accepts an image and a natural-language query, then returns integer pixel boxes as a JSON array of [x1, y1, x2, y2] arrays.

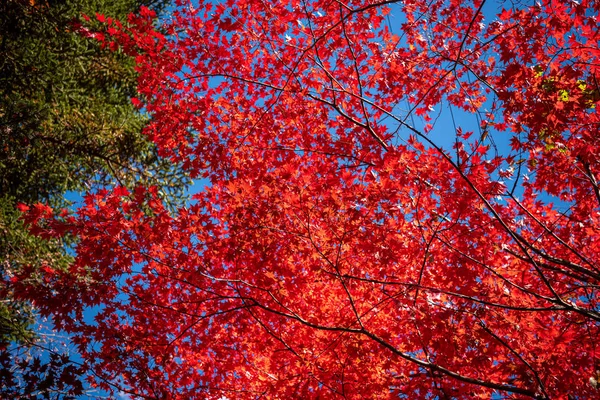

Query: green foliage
[[0, 299, 35, 348], [0, 0, 186, 352], [0, 0, 185, 208], [0, 196, 70, 346]]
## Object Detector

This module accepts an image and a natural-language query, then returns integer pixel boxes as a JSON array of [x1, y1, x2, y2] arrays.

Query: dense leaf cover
[[0, 0, 182, 344], [0, 0, 184, 397], [12, 0, 600, 398], [0, 0, 182, 208]]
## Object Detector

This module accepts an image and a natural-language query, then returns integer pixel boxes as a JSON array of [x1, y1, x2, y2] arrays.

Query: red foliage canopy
[[12, 0, 600, 398]]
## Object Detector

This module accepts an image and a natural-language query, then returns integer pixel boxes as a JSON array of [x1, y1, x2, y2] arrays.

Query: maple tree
[[9, 0, 600, 398]]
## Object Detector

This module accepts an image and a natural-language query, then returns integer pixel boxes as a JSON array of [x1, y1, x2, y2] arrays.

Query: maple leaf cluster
[[11, 0, 600, 398]]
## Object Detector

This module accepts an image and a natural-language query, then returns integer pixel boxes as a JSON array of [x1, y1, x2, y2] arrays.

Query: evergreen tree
[[0, 0, 185, 395]]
